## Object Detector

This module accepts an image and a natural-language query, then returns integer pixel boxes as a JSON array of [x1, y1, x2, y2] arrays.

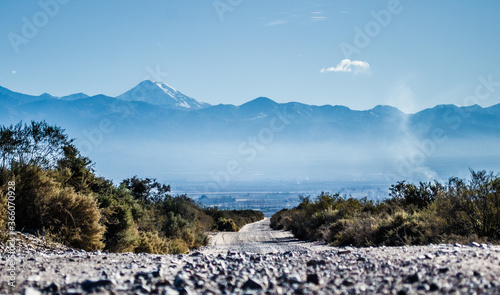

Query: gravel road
[[204, 218, 330, 254], [1, 218, 499, 294]]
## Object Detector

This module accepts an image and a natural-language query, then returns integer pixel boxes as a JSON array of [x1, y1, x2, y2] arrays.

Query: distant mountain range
[[116, 80, 210, 109], [0, 80, 209, 110], [1, 81, 499, 188]]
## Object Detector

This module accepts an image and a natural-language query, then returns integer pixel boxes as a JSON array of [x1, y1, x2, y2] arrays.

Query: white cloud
[[12, 70, 16, 74], [311, 16, 327, 21], [310, 11, 327, 21], [265, 19, 287, 26], [320, 59, 370, 74]]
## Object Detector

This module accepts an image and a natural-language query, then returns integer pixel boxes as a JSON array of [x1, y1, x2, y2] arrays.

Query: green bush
[[135, 231, 170, 254], [0, 185, 7, 242], [6, 165, 105, 251], [216, 218, 239, 232], [101, 201, 140, 252], [271, 170, 500, 246], [205, 208, 264, 230], [0, 168, 11, 237], [42, 188, 105, 251], [331, 214, 378, 246], [168, 238, 189, 254]]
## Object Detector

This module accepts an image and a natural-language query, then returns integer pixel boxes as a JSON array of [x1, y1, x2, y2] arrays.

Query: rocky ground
[[1, 218, 499, 294]]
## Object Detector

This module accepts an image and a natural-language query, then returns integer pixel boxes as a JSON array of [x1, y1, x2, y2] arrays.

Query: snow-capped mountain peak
[[116, 80, 210, 110]]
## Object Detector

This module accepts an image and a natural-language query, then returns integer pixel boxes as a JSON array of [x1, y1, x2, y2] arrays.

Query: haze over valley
[[2, 80, 499, 201]]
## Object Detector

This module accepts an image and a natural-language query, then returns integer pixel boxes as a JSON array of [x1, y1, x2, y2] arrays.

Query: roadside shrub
[[135, 231, 170, 254], [102, 202, 139, 252], [376, 211, 422, 245], [216, 218, 239, 232], [0, 188, 7, 241], [0, 169, 11, 237], [331, 214, 378, 246], [8, 165, 104, 251], [270, 208, 288, 229], [194, 230, 210, 247], [205, 208, 264, 230], [42, 187, 105, 251], [168, 238, 189, 254], [271, 170, 500, 247], [389, 181, 442, 211], [12, 165, 53, 230]]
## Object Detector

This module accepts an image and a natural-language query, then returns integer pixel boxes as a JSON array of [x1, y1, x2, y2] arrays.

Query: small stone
[[417, 284, 430, 292], [23, 288, 41, 295], [307, 259, 326, 267], [81, 279, 114, 293], [174, 275, 188, 289], [151, 269, 162, 278], [288, 273, 302, 284], [338, 250, 351, 255], [42, 282, 58, 293], [342, 278, 355, 287], [156, 279, 172, 287], [135, 271, 152, 281], [429, 282, 440, 291], [27, 275, 41, 282], [306, 273, 320, 285], [133, 284, 150, 293], [470, 242, 481, 247], [100, 270, 108, 279], [179, 286, 195, 295], [406, 273, 421, 284], [294, 286, 313, 294], [424, 253, 434, 259], [438, 267, 449, 274], [242, 278, 263, 290], [65, 288, 82, 295]]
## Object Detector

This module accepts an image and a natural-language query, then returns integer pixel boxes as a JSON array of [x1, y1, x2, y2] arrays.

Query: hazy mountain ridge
[[0, 81, 499, 183], [116, 80, 211, 110]]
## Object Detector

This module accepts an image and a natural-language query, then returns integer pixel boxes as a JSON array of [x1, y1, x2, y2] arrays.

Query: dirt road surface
[[2, 218, 500, 294], [203, 218, 330, 254]]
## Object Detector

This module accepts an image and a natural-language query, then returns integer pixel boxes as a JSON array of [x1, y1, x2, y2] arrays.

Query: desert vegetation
[[0, 121, 263, 253], [205, 208, 265, 232], [271, 172, 500, 246]]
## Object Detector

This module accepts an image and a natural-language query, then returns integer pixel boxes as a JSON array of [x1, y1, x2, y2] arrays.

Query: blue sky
[[1, 0, 499, 113]]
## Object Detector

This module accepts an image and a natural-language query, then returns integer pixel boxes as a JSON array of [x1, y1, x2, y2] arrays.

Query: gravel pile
[[1, 221, 499, 294]]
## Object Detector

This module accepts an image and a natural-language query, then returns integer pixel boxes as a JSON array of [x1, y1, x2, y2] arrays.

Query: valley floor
[[1, 219, 499, 294]]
